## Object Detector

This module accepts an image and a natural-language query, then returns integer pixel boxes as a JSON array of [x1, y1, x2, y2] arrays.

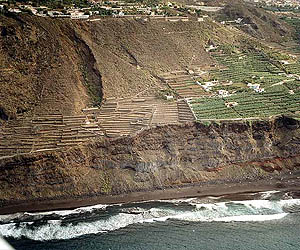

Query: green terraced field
[[210, 49, 289, 89], [191, 98, 240, 119], [190, 82, 300, 120], [188, 41, 300, 120]]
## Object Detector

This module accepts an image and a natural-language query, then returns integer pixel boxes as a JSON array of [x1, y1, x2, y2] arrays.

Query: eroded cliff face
[[0, 117, 299, 206]]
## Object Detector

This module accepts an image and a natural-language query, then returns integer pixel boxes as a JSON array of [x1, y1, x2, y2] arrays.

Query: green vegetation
[[82, 66, 102, 107], [90, 7, 113, 16], [281, 17, 300, 44], [191, 86, 299, 120], [225, 86, 299, 118], [191, 97, 240, 119], [190, 42, 300, 120], [210, 45, 285, 88], [263, 5, 300, 14], [122, 0, 160, 7]]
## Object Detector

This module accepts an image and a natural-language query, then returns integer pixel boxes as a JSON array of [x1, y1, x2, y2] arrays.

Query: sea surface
[[1, 190, 300, 250]]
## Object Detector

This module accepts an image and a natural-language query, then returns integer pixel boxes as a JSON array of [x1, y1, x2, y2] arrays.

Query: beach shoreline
[[1, 174, 300, 215]]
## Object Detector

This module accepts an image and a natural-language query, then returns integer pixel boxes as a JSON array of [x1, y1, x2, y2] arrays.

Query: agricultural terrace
[[191, 85, 299, 120], [0, 95, 195, 158], [188, 43, 300, 120]]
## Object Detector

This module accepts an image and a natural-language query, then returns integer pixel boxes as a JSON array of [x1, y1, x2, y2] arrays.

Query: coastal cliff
[[0, 117, 299, 211], [0, 9, 299, 213]]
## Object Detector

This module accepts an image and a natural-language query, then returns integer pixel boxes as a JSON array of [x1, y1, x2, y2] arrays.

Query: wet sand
[[1, 175, 300, 215]]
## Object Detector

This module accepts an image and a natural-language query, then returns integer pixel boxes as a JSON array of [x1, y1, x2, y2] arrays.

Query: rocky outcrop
[[0, 117, 299, 208]]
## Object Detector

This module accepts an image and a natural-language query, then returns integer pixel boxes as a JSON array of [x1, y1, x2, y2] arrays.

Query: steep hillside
[[75, 18, 218, 99], [178, 0, 293, 42], [0, 2, 295, 121], [0, 14, 229, 119], [219, 2, 292, 42], [0, 14, 102, 120]]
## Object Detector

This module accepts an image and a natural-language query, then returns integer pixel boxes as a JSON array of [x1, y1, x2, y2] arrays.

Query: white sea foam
[[259, 190, 281, 199], [0, 213, 23, 223], [0, 213, 139, 241], [157, 197, 198, 204], [0, 198, 299, 241], [230, 200, 277, 210], [214, 213, 288, 222], [0, 204, 110, 224], [193, 202, 228, 210], [206, 196, 224, 200], [25, 203, 110, 217]]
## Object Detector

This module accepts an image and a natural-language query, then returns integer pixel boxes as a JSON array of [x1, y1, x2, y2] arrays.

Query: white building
[[48, 11, 70, 18], [8, 8, 22, 13], [218, 89, 230, 97], [225, 102, 238, 108], [248, 83, 264, 93], [71, 14, 89, 19]]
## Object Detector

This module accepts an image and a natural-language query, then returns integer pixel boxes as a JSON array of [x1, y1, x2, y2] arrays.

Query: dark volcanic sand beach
[[1, 173, 300, 215]]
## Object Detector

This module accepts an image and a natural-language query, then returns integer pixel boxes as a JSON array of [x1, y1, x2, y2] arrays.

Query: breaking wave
[[0, 191, 299, 241]]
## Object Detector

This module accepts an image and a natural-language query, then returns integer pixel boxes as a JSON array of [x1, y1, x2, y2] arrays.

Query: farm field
[[0, 96, 195, 158], [187, 42, 300, 120], [190, 85, 300, 120]]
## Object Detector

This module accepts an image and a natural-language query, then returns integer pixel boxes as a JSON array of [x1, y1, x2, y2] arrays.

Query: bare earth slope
[[0, 14, 102, 120], [219, 1, 292, 42], [76, 19, 216, 99]]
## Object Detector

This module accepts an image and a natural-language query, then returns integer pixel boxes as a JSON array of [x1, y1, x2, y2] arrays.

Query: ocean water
[[1, 190, 300, 250]]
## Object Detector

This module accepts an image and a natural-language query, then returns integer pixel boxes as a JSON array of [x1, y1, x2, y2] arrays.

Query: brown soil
[[0, 117, 299, 212], [0, 4, 294, 120], [0, 14, 102, 120]]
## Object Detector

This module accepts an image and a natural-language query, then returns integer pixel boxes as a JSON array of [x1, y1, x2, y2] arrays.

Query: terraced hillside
[[156, 38, 300, 121], [171, 42, 300, 121], [0, 96, 195, 158], [0, 4, 299, 159], [190, 87, 299, 120]]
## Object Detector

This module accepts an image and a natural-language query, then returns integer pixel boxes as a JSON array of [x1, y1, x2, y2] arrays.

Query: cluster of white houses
[[1, 0, 217, 20], [245, 0, 300, 8], [2, 4, 91, 19]]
